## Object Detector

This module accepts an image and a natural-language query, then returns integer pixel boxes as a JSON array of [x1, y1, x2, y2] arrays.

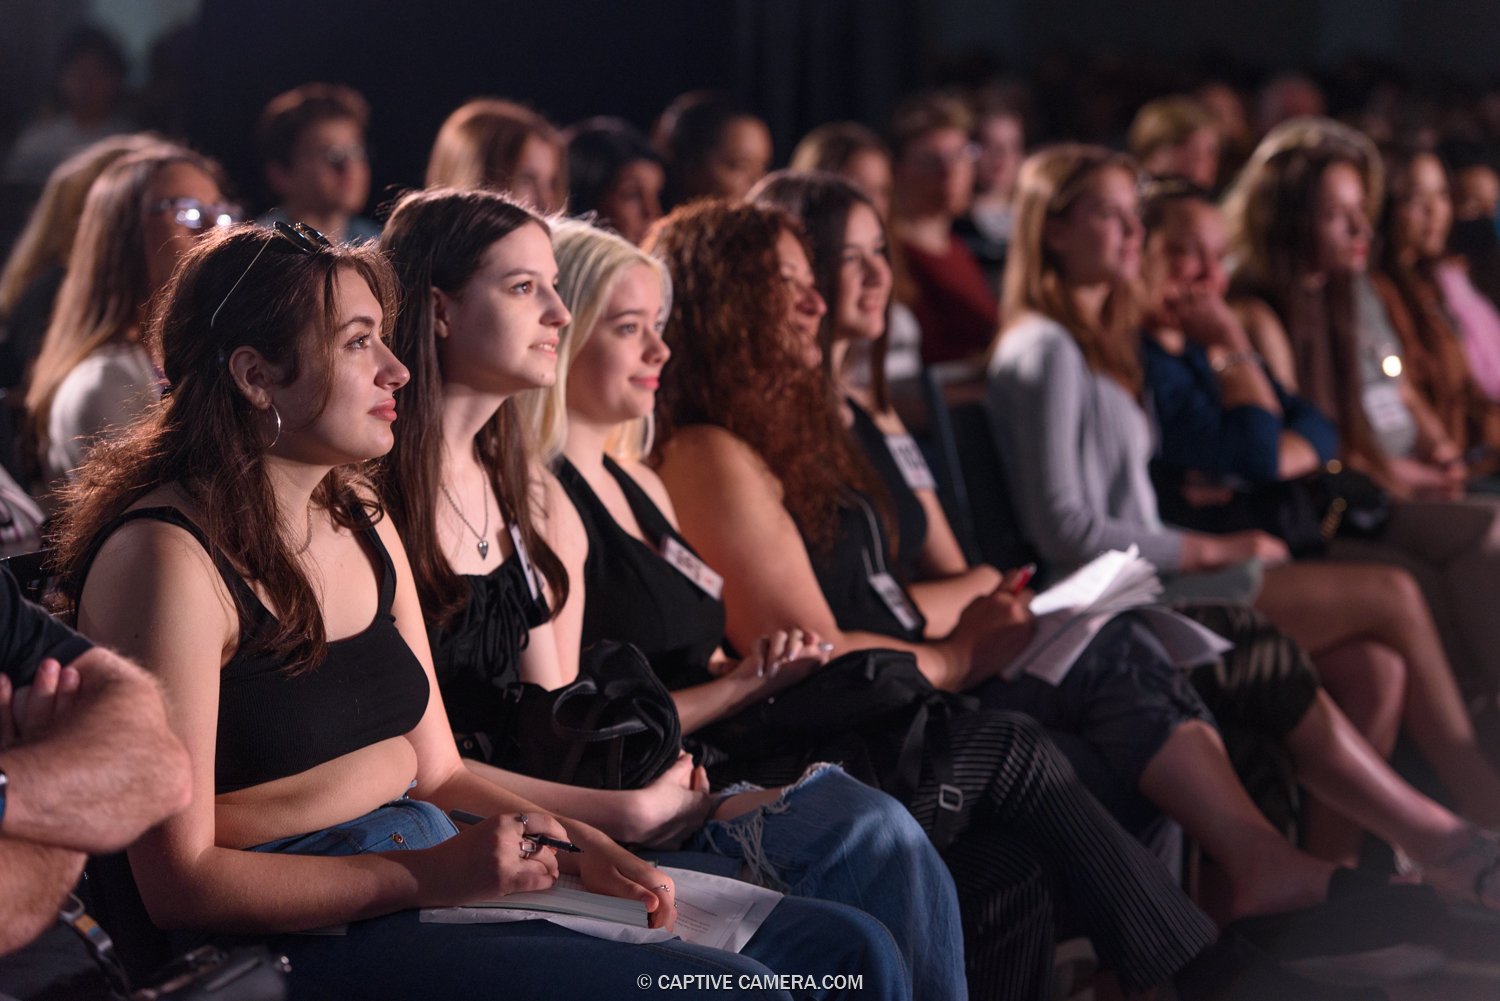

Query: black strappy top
[[85, 506, 429, 794], [427, 552, 550, 739], [806, 488, 928, 644], [847, 399, 929, 584], [556, 457, 723, 691]]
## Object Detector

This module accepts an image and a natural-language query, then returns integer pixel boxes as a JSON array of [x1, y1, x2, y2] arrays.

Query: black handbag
[[697, 648, 977, 850], [457, 640, 682, 791]]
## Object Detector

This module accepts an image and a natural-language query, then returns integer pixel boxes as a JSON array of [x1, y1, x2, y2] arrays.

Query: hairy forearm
[[0, 654, 191, 853], [0, 839, 86, 955]]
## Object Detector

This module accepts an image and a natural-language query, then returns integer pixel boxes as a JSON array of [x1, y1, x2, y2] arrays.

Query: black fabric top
[[808, 489, 927, 643], [0, 563, 92, 686], [84, 506, 429, 794], [846, 398, 928, 584], [428, 551, 550, 738], [557, 456, 723, 690]]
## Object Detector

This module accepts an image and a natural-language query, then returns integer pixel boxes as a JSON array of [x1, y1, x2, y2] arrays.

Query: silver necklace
[[440, 480, 492, 559]]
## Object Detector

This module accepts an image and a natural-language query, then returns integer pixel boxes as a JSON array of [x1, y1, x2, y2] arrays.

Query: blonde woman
[[425, 98, 568, 213]]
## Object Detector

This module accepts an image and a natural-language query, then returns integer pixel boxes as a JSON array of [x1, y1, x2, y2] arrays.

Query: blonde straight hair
[[521, 217, 672, 463], [995, 143, 1144, 393]]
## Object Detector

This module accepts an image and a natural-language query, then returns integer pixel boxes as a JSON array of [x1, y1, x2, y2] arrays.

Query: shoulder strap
[[601, 456, 675, 549], [81, 506, 256, 609], [347, 503, 396, 615]]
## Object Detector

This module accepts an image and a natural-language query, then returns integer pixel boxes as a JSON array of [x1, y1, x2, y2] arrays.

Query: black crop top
[[556, 457, 724, 691], [847, 399, 929, 584], [428, 552, 550, 739], [84, 506, 429, 794]]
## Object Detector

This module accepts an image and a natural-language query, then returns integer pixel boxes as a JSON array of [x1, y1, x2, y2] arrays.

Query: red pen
[[1006, 563, 1037, 595]]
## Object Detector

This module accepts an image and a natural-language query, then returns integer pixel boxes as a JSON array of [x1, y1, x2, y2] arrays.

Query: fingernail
[[755, 659, 765, 678]]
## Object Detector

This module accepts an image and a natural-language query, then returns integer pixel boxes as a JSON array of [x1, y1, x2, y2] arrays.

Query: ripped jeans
[[683, 763, 967, 1001]]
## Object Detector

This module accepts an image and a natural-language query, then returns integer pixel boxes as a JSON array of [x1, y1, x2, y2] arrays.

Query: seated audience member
[[0, 564, 190, 995], [652, 91, 772, 209], [1224, 119, 1500, 701], [255, 83, 379, 244], [954, 96, 1026, 299], [3, 27, 134, 185], [1134, 178, 1500, 839], [1255, 72, 1326, 138], [25, 143, 236, 486], [51, 221, 903, 1001], [888, 92, 997, 367], [376, 187, 962, 1000], [1374, 148, 1500, 465], [426, 98, 567, 214], [0, 134, 156, 395], [1197, 80, 1254, 188], [533, 213, 1399, 1001], [1443, 140, 1500, 316], [644, 197, 1482, 971], [564, 117, 664, 245], [1128, 95, 1222, 190]]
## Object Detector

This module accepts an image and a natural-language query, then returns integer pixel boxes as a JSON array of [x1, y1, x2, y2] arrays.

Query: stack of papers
[[1004, 546, 1232, 685]]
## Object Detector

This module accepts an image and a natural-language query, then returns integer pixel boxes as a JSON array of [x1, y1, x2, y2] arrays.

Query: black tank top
[[847, 398, 928, 584], [84, 506, 429, 794], [556, 457, 723, 690], [808, 489, 927, 643], [428, 552, 550, 738]]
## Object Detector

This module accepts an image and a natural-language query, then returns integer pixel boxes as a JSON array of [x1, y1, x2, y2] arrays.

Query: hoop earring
[[264, 403, 282, 451]]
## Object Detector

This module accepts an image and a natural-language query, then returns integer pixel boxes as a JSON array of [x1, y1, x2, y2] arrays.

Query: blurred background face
[[840, 148, 893, 220], [1142, 198, 1229, 312], [895, 125, 975, 218], [834, 202, 892, 342], [974, 113, 1024, 201], [143, 162, 226, 293], [1044, 164, 1141, 285], [1453, 164, 1500, 223], [273, 116, 370, 216], [597, 159, 664, 245], [1144, 126, 1221, 190], [511, 135, 562, 213], [701, 115, 772, 201], [1394, 153, 1453, 262], [1313, 160, 1372, 276], [58, 50, 122, 122]]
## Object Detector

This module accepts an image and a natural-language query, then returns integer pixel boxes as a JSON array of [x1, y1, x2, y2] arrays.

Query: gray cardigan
[[985, 313, 1186, 574]]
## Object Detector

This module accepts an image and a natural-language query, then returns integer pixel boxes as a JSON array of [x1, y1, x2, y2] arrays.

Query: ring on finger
[[520, 835, 540, 859], [515, 813, 529, 828]]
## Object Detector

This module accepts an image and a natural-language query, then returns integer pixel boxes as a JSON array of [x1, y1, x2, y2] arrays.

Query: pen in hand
[[1005, 563, 1036, 596], [448, 809, 584, 853]]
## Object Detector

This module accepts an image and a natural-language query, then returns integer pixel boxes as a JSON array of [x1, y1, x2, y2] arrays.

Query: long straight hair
[[378, 187, 568, 627], [25, 144, 225, 453], [995, 144, 1144, 394], [52, 225, 397, 674], [425, 98, 568, 212]]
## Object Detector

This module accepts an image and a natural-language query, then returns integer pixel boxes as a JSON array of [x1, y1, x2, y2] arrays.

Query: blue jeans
[[251, 798, 909, 1001], [685, 764, 966, 1001]]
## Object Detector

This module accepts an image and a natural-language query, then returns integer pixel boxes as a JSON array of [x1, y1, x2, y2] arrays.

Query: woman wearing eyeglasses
[[25, 143, 237, 485]]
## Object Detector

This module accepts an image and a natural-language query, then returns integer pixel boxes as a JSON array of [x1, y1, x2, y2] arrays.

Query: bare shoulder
[[1230, 295, 1297, 387], [657, 425, 780, 499], [613, 458, 680, 526]]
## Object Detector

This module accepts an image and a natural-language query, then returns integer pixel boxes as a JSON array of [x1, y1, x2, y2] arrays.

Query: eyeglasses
[[211, 220, 331, 328], [309, 144, 369, 168], [153, 197, 241, 231]]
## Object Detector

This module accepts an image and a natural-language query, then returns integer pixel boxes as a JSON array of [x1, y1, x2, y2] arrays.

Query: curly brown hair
[[645, 199, 884, 553], [50, 225, 396, 675]]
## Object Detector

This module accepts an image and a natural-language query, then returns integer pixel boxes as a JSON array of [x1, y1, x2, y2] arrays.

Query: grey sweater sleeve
[[985, 318, 1186, 573]]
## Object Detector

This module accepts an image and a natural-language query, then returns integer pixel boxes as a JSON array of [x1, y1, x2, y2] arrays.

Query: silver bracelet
[[1210, 350, 1261, 374]]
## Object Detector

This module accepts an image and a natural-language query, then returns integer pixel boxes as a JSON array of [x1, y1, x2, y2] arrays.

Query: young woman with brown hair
[[426, 98, 568, 213]]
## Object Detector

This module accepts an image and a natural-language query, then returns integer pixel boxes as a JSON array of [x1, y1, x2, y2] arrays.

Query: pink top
[[1436, 260, 1500, 402]]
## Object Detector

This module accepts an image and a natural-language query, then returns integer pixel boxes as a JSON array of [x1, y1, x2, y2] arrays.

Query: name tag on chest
[[868, 571, 922, 632], [508, 523, 541, 600], [885, 434, 936, 492], [1362, 380, 1410, 437], [661, 537, 724, 600]]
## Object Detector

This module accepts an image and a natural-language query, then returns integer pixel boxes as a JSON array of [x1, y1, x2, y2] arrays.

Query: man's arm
[[0, 840, 84, 956], [0, 647, 191, 854]]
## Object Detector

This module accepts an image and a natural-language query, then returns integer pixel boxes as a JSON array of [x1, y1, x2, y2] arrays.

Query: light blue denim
[[685, 764, 967, 1001], [249, 797, 910, 1001]]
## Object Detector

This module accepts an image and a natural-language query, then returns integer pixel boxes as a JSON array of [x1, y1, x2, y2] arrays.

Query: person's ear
[[226, 345, 284, 410], [431, 286, 453, 339]]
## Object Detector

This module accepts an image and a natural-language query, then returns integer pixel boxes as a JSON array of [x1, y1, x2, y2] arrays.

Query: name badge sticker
[[508, 522, 541, 600], [886, 434, 936, 492], [868, 571, 922, 632], [661, 537, 724, 600]]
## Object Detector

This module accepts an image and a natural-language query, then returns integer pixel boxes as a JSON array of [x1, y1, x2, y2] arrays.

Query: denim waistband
[[249, 797, 458, 857]]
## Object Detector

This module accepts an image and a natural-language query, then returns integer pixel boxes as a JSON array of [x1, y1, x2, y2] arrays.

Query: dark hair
[[53, 225, 398, 674], [750, 169, 891, 410], [646, 199, 886, 552], [565, 116, 661, 218], [378, 187, 568, 627], [56, 25, 127, 79], [653, 90, 751, 207], [256, 82, 371, 168], [887, 91, 973, 161], [1139, 175, 1215, 234]]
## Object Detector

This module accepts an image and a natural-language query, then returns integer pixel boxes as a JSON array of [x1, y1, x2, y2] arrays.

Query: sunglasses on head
[[211, 221, 333, 328]]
